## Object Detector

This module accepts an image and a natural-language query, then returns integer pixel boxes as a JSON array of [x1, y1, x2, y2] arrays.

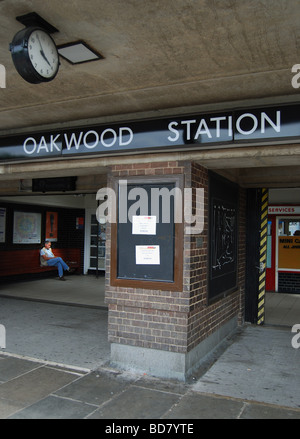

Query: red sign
[[46, 211, 58, 242], [268, 205, 300, 214]]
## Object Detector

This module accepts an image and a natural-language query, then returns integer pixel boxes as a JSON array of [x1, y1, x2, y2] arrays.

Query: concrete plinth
[[111, 317, 238, 381]]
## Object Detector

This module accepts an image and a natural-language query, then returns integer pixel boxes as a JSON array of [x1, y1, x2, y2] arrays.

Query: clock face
[[27, 29, 59, 79]]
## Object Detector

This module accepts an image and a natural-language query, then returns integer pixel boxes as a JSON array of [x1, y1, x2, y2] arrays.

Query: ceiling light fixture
[[57, 41, 104, 65]]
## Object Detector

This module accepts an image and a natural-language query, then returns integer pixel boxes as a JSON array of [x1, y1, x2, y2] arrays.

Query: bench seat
[[0, 248, 81, 277]]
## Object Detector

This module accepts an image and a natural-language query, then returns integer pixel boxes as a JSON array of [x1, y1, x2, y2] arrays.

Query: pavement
[[0, 297, 300, 420]]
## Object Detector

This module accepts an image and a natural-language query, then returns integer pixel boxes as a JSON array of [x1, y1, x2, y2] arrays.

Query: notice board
[[111, 177, 183, 291], [117, 182, 175, 282]]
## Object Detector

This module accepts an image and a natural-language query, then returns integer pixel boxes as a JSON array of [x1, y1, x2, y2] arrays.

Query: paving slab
[[0, 356, 39, 383], [88, 385, 181, 419], [1, 353, 300, 419], [240, 402, 300, 419], [9, 395, 98, 419], [0, 398, 25, 419], [0, 365, 79, 407], [162, 392, 244, 419], [54, 370, 135, 406]]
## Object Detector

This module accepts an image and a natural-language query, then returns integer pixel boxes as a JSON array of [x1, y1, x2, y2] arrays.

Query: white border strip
[[0, 350, 91, 375]]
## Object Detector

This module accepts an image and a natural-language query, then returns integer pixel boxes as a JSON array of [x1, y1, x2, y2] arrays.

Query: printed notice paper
[[132, 216, 156, 235], [136, 245, 160, 265]]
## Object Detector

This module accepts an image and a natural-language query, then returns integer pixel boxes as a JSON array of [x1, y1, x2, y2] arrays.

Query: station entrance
[[245, 187, 300, 328], [0, 173, 299, 377], [1, 104, 300, 377]]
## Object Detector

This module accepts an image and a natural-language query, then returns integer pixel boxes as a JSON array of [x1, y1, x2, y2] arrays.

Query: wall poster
[[46, 211, 58, 242], [0, 208, 6, 243], [13, 211, 42, 244], [278, 236, 300, 271], [209, 172, 238, 301]]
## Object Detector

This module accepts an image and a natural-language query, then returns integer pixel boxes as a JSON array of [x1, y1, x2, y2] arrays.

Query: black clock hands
[[41, 51, 52, 68], [36, 33, 51, 68]]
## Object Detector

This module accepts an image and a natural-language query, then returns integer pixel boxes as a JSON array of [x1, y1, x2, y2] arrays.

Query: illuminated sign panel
[[1, 104, 300, 161]]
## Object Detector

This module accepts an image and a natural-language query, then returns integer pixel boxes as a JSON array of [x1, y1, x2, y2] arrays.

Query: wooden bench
[[0, 248, 81, 277]]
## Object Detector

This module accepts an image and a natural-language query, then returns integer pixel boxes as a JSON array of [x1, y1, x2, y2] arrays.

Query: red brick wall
[[105, 160, 245, 355]]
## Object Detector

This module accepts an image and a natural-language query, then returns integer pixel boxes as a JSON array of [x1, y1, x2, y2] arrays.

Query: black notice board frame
[[110, 175, 184, 291], [208, 171, 239, 303]]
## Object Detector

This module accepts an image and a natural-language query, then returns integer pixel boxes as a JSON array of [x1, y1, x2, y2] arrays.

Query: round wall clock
[[10, 26, 59, 84]]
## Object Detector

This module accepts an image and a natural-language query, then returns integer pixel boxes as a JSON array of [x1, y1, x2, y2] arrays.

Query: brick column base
[[105, 161, 245, 380]]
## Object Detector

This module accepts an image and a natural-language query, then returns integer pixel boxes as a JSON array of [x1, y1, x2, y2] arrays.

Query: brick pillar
[[105, 161, 245, 380]]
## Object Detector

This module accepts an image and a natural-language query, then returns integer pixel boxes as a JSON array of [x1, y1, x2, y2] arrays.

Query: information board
[[117, 182, 176, 283], [13, 211, 41, 244]]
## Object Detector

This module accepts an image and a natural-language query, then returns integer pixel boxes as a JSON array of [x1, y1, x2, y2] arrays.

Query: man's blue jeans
[[47, 257, 69, 278]]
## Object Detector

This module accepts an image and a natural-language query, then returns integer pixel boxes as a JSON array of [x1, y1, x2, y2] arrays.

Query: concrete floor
[[193, 325, 300, 409], [0, 274, 109, 370], [265, 292, 300, 327], [0, 276, 299, 328], [0, 298, 109, 371], [0, 274, 106, 309], [0, 278, 300, 418], [0, 277, 299, 374]]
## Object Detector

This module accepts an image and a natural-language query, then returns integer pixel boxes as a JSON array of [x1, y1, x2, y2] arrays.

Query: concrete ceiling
[[0, 0, 300, 188], [1, 0, 300, 132]]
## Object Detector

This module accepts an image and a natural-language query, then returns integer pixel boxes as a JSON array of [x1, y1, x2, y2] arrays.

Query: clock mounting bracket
[[16, 12, 59, 34]]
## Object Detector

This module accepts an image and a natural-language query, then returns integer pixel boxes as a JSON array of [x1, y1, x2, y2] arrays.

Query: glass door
[[90, 214, 106, 271]]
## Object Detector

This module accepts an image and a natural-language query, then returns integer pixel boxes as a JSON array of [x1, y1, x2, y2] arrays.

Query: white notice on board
[[132, 216, 156, 235], [136, 245, 160, 265]]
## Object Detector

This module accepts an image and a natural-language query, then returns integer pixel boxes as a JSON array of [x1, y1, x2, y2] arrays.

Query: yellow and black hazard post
[[257, 188, 269, 325]]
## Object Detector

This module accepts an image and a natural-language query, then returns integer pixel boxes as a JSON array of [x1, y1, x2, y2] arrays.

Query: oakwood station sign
[[1, 104, 300, 161]]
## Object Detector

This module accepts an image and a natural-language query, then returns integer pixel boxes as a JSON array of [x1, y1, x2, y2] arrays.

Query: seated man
[[40, 241, 70, 281]]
